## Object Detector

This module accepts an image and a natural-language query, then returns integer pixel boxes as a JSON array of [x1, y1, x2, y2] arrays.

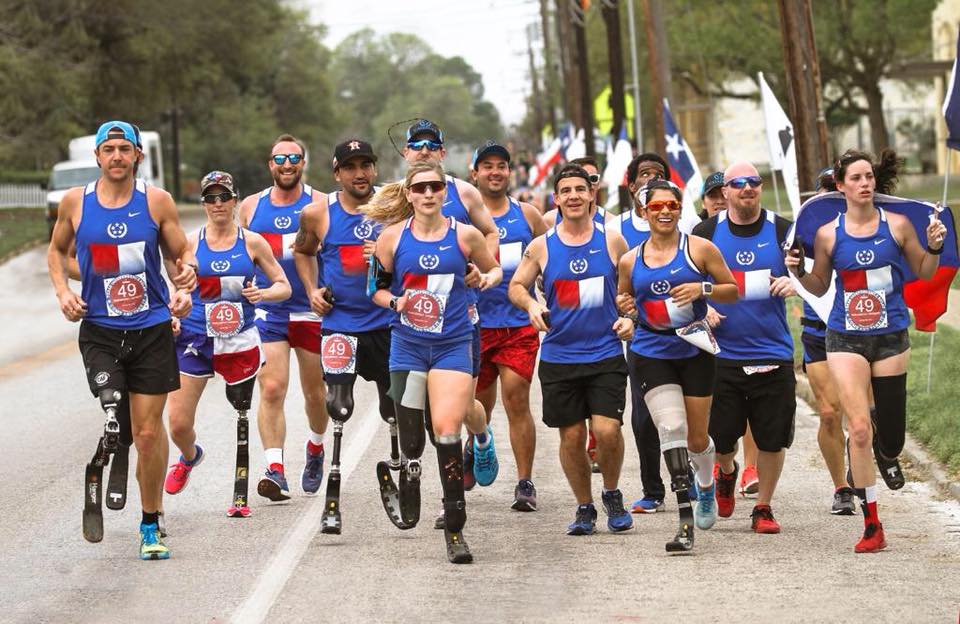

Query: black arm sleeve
[[691, 215, 718, 241]]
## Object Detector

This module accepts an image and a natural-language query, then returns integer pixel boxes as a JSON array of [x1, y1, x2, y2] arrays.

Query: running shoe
[[694, 481, 717, 530], [739, 464, 759, 496], [139, 522, 170, 560], [164, 444, 204, 495], [716, 461, 739, 518], [854, 522, 887, 553], [301, 443, 325, 495], [473, 427, 499, 487], [257, 468, 290, 502], [587, 430, 600, 473], [873, 446, 906, 490], [512, 479, 538, 512], [463, 436, 476, 491], [750, 504, 781, 534], [601, 489, 633, 532], [687, 466, 698, 501], [831, 487, 857, 516], [567, 503, 597, 536], [631, 496, 664, 514], [157, 511, 167, 538]]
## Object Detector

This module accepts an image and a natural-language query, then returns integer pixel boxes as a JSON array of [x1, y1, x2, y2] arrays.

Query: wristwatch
[[389, 296, 399, 311], [701, 282, 714, 298]]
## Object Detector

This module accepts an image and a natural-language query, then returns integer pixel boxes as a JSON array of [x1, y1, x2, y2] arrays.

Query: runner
[[786, 149, 946, 552], [509, 164, 635, 536], [364, 160, 502, 563], [471, 141, 547, 510], [542, 156, 612, 228], [48, 120, 196, 559], [238, 134, 329, 501], [617, 178, 738, 552], [402, 119, 498, 491], [699, 171, 726, 219], [692, 161, 797, 535]]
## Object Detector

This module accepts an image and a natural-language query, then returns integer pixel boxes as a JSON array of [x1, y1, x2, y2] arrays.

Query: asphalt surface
[[2, 235, 959, 624]]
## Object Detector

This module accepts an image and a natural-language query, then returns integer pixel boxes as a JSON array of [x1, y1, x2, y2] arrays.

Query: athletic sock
[[142, 511, 159, 526], [265, 447, 283, 470], [308, 430, 324, 447], [307, 440, 324, 456], [858, 485, 879, 526], [689, 437, 716, 488], [474, 430, 489, 447]]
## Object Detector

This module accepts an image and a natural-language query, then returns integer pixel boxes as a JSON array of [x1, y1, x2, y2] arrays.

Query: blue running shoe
[[567, 503, 597, 535], [631, 495, 664, 514], [139, 522, 170, 560], [694, 481, 717, 530], [473, 427, 499, 487], [687, 465, 698, 501], [601, 489, 634, 532], [301, 442, 325, 495], [257, 468, 290, 502]]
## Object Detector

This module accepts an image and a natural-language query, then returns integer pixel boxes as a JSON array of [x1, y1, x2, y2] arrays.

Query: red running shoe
[[739, 464, 759, 496], [587, 430, 599, 473], [855, 523, 887, 553], [750, 504, 781, 534], [716, 461, 738, 518]]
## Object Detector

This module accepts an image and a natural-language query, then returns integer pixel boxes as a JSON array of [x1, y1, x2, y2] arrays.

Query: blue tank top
[[611, 209, 651, 249], [630, 233, 706, 359], [247, 184, 318, 314], [557, 205, 607, 225], [541, 223, 622, 363], [321, 192, 393, 332], [710, 211, 793, 362], [442, 175, 479, 321], [392, 217, 471, 343], [801, 301, 825, 338], [479, 198, 533, 329], [76, 180, 170, 329], [183, 227, 256, 337], [828, 210, 909, 335]]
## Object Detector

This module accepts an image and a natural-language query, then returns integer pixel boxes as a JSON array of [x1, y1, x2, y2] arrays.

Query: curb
[[795, 369, 960, 502]]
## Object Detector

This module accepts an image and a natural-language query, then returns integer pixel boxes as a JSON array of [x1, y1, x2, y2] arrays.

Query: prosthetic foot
[[321, 420, 344, 535], [105, 443, 129, 511], [664, 447, 695, 555], [444, 528, 473, 564], [398, 458, 422, 528], [226, 380, 254, 518]]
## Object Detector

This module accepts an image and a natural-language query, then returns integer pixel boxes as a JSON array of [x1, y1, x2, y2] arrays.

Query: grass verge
[[0, 208, 47, 264]]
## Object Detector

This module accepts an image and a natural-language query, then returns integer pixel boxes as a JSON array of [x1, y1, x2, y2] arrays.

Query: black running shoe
[[831, 487, 856, 515]]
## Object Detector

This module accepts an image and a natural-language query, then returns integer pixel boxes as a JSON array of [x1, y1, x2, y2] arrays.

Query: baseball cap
[[815, 166, 835, 191], [471, 140, 511, 169], [701, 171, 725, 198], [406, 119, 443, 144], [200, 171, 237, 195], [333, 139, 377, 170], [95, 121, 139, 148]]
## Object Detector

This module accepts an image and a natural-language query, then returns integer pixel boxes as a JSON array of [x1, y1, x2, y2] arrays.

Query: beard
[[344, 183, 373, 202], [273, 168, 302, 190]]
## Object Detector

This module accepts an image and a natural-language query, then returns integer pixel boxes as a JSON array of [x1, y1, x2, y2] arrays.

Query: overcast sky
[[299, 0, 542, 126]]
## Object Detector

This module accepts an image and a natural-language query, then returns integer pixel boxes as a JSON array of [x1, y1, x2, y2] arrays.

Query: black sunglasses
[[202, 191, 236, 204]]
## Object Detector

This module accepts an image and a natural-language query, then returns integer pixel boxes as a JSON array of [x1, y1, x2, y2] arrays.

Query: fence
[[0, 184, 46, 208]]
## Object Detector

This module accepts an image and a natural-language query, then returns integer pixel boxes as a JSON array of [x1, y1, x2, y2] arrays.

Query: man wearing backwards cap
[[48, 120, 197, 560]]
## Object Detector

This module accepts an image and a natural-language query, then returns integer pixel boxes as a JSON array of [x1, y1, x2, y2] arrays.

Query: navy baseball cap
[[815, 166, 835, 191], [95, 121, 139, 148], [333, 139, 377, 170], [471, 140, 511, 169], [406, 119, 443, 144], [701, 171, 725, 198]]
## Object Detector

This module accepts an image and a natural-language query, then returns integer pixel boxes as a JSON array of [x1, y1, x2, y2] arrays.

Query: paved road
[[2, 236, 959, 623]]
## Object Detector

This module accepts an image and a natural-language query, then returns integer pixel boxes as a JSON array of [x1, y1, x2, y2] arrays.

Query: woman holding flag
[[616, 178, 738, 553], [786, 149, 947, 553]]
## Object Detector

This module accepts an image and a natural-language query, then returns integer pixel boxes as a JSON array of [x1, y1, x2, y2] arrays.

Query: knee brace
[[663, 447, 691, 492], [644, 384, 688, 452], [437, 434, 466, 532], [225, 378, 255, 412], [325, 382, 355, 423], [870, 374, 907, 459]]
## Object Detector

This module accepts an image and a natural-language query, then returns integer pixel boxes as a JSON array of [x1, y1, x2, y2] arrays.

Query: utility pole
[[625, 0, 643, 149], [527, 24, 546, 139], [166, 104, 181, 201], [602, 0, 626, 139], [555, 0, 578, 124], [642, 0, 671, 156], [572, 0, 595, 156], [539, 0, 559, 133], [776, 0, 829, 195]]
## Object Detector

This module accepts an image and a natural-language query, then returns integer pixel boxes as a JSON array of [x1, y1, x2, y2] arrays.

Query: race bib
[[205, 301, 244, 338], [844, 289, 888, 331], [322, 333, 358, 375], [401, 289, 447, 334], [468, 303, 480, 326], [104, 273, 148, 317]]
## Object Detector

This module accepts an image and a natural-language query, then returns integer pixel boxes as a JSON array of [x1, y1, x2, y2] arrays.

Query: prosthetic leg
[[390, 371, 428, 528], [375, 380, 409, 530], [321, 382, 355, 534], [226, 378, 255, 518], [645, 384, 694, 554], [664, 447, 694, 554], [105, 393, 131, 511], [436, 433, 472, 564], [83, 388, 124, 543]]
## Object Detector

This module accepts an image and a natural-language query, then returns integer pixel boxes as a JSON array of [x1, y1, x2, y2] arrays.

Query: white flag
[[758, 72, 801, 216]]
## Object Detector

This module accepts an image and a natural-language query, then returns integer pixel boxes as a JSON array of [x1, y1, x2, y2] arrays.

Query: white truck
[[46, 131, 164, 235]]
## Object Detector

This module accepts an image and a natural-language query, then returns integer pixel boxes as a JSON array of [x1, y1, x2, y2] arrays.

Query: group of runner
[[49, 118, 947, 564]]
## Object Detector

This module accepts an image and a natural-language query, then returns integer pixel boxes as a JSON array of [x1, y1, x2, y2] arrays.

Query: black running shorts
[[321, 327, 391, 386], [78, 319, 180, 396], [709, 364, 796, 454], [538, 355, 627, 428], [629, 349, 716, 398], [825, 328, 910, 364]]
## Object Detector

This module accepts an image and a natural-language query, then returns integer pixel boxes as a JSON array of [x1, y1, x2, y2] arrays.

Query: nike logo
[[670, 268, 682, 274], [589, 249, 601, 254], [439, 245, 452, 251], [294, 209, 303, 214], [874, 239, 885, 245], [128, 211, 140, 217], [231, 253, 243, 258], [757, 242, 770, 248], [507, 218, 519, 223], [443, 200, 453, 207]]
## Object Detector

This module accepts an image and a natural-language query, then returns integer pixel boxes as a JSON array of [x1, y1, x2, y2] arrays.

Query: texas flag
[[403, 272, 454, 294], [199, 275, 245, 302], [643, 298, 695, 330], [732, 268, 772, 300], [499, 241, 523, 272], [554, 275, 604, 309], [262, 232, 297, 260], [840, 266, 894, 293], [662, 99, 705, 234], [212, 325, 264, 385], [89, 241, 146, 276], [339, 245, 367, 274]]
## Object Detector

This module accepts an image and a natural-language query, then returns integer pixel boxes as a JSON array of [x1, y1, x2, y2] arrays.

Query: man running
[[692, 161, 796, 534], [238, 134, 329, 501], [542, 156, 611, 228], [509, 164, 635, 536], [471, 141, 547, 510], [48, 120, 196, 559]]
